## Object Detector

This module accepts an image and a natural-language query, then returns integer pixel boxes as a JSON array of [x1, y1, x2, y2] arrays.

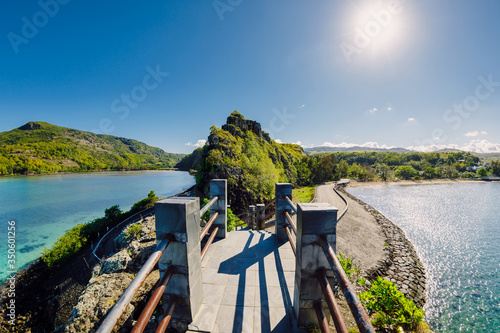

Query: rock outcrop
[[61, 216, 159, 333]]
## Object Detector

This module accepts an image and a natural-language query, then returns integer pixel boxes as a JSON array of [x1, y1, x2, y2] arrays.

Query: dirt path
[[314, 183, 386, 273]]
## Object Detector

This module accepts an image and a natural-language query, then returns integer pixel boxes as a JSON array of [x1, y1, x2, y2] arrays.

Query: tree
[[422, 166, 437, 179], [394, 165, 418, 179], [491, 161, 500, 176], [477, 167, 488, 177]]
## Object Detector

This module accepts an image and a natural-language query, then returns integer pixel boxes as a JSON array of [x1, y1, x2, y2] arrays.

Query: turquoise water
[[347, 183, 500, 332], [0, 171, 195, 281]]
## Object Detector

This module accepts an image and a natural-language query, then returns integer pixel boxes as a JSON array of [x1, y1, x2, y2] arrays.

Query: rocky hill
[[179, 111, 307, 212], [0, 122, 183, 175]]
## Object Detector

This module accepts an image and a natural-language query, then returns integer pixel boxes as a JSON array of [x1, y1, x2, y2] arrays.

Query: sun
[[341, 0, 409, 63]]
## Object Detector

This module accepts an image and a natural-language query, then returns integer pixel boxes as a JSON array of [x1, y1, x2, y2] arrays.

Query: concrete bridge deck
[[188, 229, 304, 333]]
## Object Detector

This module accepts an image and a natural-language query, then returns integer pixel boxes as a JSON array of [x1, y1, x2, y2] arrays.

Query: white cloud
[[408, 140, 500, 153], [464, 131, 487, 137], [298, 104, 305, 109], [275, 139, 283, 143], [292, 141, 302, 146], [319, 141, 396, 149], [387, 106, 392, 111], [408, 117, 415, 122], [368, 108, 378, 114], [185, 139, 206, 147]]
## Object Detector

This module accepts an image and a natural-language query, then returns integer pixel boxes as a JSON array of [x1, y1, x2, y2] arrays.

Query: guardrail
[[97, 180, 227, 332], [276, 182, 374, 333], [96, 236, 174, 333]]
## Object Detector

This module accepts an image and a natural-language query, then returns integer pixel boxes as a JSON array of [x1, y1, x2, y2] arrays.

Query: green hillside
[[186, 111, 307, 212], [0, 121, 183, 175]]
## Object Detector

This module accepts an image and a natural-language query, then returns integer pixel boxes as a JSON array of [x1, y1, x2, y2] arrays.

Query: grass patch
[[292, 186, 316, 203]]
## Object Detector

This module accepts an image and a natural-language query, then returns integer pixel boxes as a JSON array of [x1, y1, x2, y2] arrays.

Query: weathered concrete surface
[[189, 229, 306, 333]]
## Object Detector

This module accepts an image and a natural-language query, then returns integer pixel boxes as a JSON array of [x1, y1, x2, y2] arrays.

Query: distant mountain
[[305, 146, 412, 154], [0, 121, 183, 175]]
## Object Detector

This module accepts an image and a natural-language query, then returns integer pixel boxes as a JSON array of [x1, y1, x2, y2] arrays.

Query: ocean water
[[0, 171, 195, 282], [347, 183, 500, 332]]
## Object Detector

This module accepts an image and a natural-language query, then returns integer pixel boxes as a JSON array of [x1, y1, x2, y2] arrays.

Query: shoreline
[[338, 186, 427, 307], [0, 168, 181, 178], [347, 178, 488, 187]]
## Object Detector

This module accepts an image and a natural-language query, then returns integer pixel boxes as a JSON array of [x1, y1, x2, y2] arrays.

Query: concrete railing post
[[249, 205, 256, 230], [293, 203, 339, 327], [275, 183, 293, 242], [155, 197, 203, 325], [256, 203, 265, 230], [210, 179, 227, 238]]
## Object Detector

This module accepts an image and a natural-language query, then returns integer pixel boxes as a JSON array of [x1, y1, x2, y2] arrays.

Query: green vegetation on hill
[[181, 111, 307, 211], [0, 121, 183, 175]]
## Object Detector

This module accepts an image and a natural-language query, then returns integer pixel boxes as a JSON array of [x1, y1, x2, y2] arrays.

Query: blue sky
[[2, 0, 500, 154]]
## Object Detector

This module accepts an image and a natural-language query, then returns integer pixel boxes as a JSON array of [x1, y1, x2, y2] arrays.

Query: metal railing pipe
[[97, 235, 173, 333], [200, 196, 218, 216], [263, 198, 276, 212], [199, 212, 219, 241], [317, 269, 349, 333], [155, 296, 180, 333], [313, 301, 331, 333], [131, 266, 176, 333], [333, 185, 349, 222], [285, 195, 297, 214], [201, 226, 219, 261], [318, 236, 375, 333], [285, 225, 296, 256], [284, 211, 297, 234]]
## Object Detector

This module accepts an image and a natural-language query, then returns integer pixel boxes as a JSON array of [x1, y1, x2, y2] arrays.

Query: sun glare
[[340, 0, 410, 64]]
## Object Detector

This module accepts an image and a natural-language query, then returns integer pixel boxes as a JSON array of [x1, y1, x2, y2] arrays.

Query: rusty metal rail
[[131, 266, 176, 333], [200, 196, 218, 216], [333, 184, 349, 222], [285, 195, 297, 214], [284, 211, 297, 234], [97, 235, 174, 333], [155, 296, 180, 333], [314, 301, 331, 333], [318, 236, 375, 333], [285, 225, 296, 256], [317, 269, 349, 333], [201, 226, 219, 261], [263, 198, 275, 211], [200, 212, 219, 241]]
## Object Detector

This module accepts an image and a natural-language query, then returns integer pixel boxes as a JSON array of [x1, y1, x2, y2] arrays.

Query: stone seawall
[[340, 187, 427, 307]]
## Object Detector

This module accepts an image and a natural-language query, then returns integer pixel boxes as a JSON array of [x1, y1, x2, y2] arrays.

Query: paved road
[[313, 183, 385, 273]]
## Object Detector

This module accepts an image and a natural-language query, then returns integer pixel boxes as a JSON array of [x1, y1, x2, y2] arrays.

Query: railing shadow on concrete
[[96, 180, 226, 333]]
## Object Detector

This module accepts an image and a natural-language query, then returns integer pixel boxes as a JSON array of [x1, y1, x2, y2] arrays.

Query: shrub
[[227, 207, 238, 232], [131, 190, 160, 212], [41, 224, 87, 269], [338, 252, 364, 285], [359, 277, 424, 332], [125, 223, 142, 240]]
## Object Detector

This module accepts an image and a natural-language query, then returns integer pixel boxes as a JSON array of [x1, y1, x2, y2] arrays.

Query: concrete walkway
[[188, 229, 304, 333]]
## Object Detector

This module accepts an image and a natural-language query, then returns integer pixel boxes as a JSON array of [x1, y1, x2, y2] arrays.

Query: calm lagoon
[[0, 171, 195, 281], [348, 183, 500, 332]]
